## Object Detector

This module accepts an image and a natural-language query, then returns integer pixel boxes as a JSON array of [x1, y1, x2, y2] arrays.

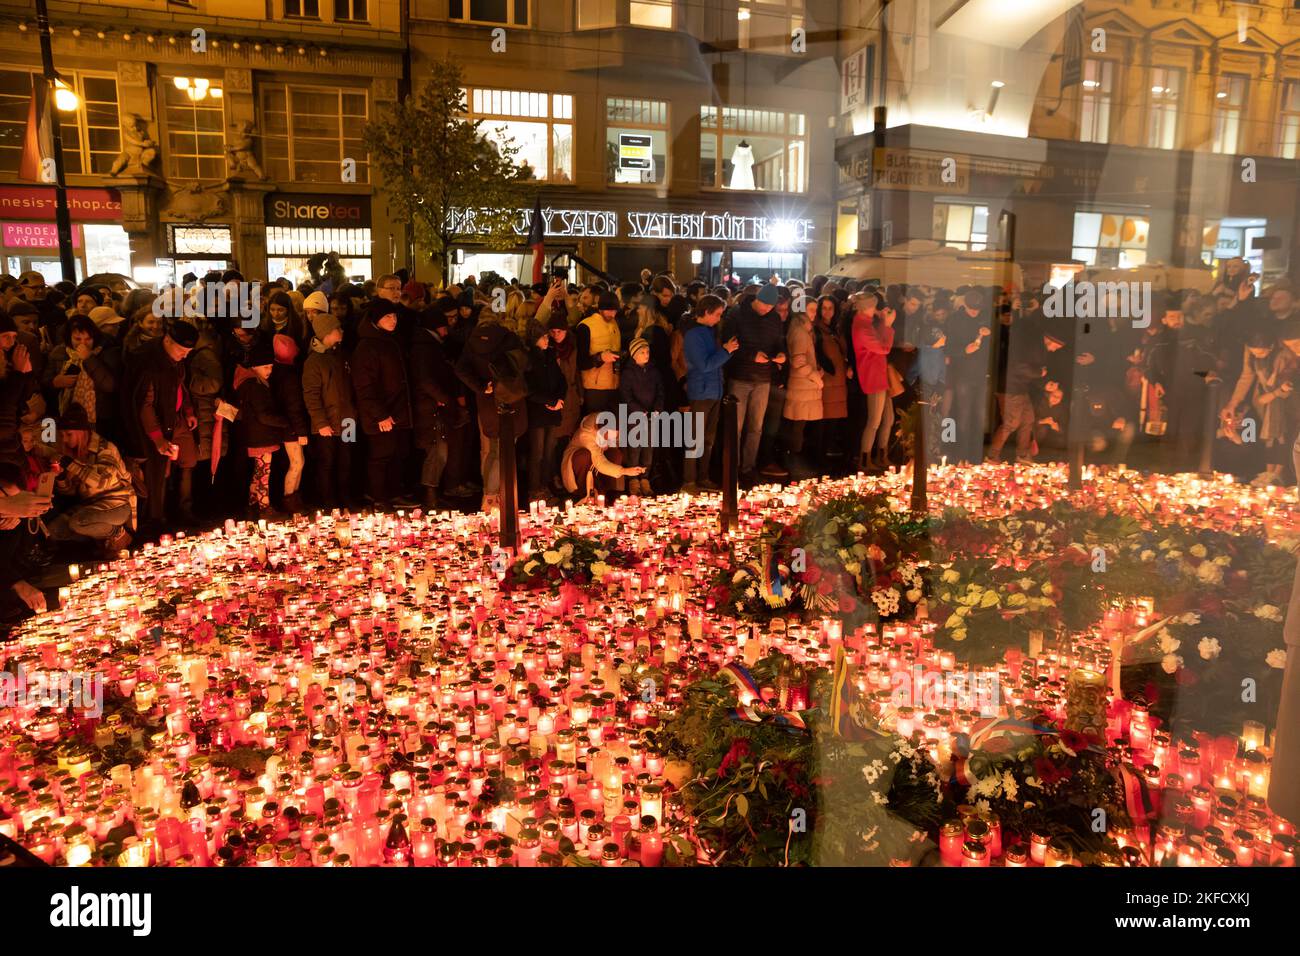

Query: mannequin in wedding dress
[[728, 139, 755, 190]]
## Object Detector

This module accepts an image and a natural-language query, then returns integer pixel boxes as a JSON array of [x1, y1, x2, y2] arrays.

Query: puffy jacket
[[618, 360, 664, 415], [561, 413, 632, 494], [784, 313, 824, 421], [576, 313, 621, 391], [234, 369, 287, 452], [683, 324, 731, 401], [302, 339, 357, 434], [351, 318, 412, 435]]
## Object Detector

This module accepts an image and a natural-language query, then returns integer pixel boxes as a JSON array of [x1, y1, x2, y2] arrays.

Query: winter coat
[[618, 360, 664, 415], [42, 343, 121, 434], [683, 324, 731, 401], [410, 327, 466, 448], [851, 314, 895, 395], [816, 321, 849, 419], [561, 413, 632, 494], [302, 339, 357, 435], [350, 318, 412, 435], [454, 317, 528, 440], [576, 313, 621, 391], [120, 336, 194, 459], [554, 340, 582, 437], [784, 313, 824, 421], [187, 324, 224, 461], [272, 360, 309, 442], [34, 434, 133, 511], [234, 368, 287, 453], [525, 344, 567, 430], [721, 298, 785, 383]]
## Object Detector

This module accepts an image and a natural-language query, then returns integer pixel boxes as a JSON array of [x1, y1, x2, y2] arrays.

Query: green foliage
[[363, 58, 534, 282]]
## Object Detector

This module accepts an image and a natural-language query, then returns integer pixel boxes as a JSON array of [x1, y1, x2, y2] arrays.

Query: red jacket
[[851, 314, 894, 395]]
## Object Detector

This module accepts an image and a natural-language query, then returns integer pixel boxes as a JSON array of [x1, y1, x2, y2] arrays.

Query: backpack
[[489, 345, 530, 406]]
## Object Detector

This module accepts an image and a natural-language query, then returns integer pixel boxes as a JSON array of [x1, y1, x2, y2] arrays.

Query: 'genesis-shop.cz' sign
[[266, 194, 372, 227]]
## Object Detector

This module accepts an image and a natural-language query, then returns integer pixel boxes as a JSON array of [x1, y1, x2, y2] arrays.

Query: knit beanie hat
[[525, 319, 549, 346], [168, 320, 200, 349], [311, 312, 341, 340], [303, 291, 330, 313], [547, 310, 570, 331], [273, 333, 299, 364], [629, 337, 650, 359], [75, 286, 103, 306], [756, 284, 781, 306], [598, 291, 620, 312], [248, 340, 276, 368]]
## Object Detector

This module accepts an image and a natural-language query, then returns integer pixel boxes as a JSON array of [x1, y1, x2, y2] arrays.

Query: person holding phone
[[682, 294, 739, 491]]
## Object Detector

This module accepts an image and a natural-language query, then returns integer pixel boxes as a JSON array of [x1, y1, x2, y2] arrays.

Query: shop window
[[283, 0, 320, 18], [163, 78, 226, 181], [1278, 80, 1300, 159], [1212, 74, 1248, 155], [450, 0, 529, 26], [334, 0, 368, 21], [1079, 59, 1114, 144], [467, 88, 573, 182], [699, 105, 806, 192], [1072, 211, 1149, 268], [261, 84, 369, 184], [577, 0, 616, 29], [606, 98, 668, 186], [933, 201, 989, 252], [0, 69, 120, 176], [1147, 66, 1182, 150]]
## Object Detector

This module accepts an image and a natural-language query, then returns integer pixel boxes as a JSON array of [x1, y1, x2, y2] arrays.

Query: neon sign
[[450, 207, 814, 243]]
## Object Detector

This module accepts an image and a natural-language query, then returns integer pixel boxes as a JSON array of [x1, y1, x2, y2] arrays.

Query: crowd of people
[[0, 255, 1294, 633]]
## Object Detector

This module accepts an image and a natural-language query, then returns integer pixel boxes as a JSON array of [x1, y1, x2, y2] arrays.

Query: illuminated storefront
[[264, 192, 374, 287], [0, 185, 130, 282]]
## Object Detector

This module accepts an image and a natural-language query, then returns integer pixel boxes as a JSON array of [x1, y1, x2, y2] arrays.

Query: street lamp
[[34, 0, 77, 284]]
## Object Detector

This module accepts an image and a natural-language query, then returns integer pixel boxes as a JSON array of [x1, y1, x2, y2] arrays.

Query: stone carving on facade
[[225, 121, 266, 181], [373, 77, 399, 102], [108, 114, 161, 177], [162, 182, 230, 222], [117, 61, 148, 87], [224, 69, 253, 93]]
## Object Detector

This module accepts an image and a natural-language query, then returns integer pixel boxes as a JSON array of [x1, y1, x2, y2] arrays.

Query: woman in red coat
[[850, 291, 896, 472]]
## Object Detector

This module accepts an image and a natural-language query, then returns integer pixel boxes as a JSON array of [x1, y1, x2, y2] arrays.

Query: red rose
[[1033, 756, 1072, 786], [718, 738, 751, 778], [838, 594, 857, 614], [802, 565, 823, 585], [1060, 729, 1091, 753], [817, 578, 835, 597]]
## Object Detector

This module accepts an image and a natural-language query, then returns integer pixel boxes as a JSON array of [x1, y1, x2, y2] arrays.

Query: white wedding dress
[[728, 144, 755, 190]]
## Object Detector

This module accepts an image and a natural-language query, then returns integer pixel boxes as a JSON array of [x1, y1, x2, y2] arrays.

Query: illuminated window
[[1279, 80, 1300, 159], [449, 0, 529, 26], [1079, 59, 1114, 144], [606, 98, 668, 186], [0, 70, 120, 176], [737, 0, 804, 54], [261, 84, 369, 183], [1072, 211, 1149, 268], [284, 0, 320, 18], [1212, 75, 1248, 154], [1147, 66, 1182, 150], [467, 88, 573, 182], [700, 105, 806, 192], [163, 78, 225, 180], [577, 0, 616, 29], [933, 201, 989, 252], [630, 0, 673, 29]]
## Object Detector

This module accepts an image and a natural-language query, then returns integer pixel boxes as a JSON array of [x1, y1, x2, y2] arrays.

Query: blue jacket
[[683, 324, 732, 400]]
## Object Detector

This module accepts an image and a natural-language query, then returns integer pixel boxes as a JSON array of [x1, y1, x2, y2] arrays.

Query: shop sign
[[0, 186, 121, 221], [618, 134, 653, 171], [266, 194, 371, 227], [872, 148, 969, 194], [451, 207, 814, 243], [2, 222, 82, 249], [841, 47, 869, 114]]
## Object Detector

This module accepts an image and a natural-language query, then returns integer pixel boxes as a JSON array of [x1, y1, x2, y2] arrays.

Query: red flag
[[18, 82, 53, 183], [526, 195, 545, 284]]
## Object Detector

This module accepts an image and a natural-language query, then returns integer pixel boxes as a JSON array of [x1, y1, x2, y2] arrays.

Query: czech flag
[[526, 194, 545, 284], [18, 81, 53, 183]]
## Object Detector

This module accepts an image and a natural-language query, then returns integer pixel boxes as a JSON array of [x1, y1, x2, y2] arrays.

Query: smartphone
[[36, 470, 56, 497]]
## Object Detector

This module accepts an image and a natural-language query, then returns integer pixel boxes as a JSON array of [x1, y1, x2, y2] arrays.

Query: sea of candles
[[0, 464, 1295, 867]]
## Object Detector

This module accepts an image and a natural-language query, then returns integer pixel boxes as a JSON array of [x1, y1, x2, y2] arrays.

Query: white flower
[[1253, 605, 1283, 622], [745, 586, 757, 599], [1175, 612, 1201, 626], [1198, 637, 1222, 661], [734, 601, 744, 613], [906, 588, 922, 603], [1140, 549, 1155, 562], [872, 790, 889, 805], [1189, 543, 1208, 558], [1001, 771, 1018, 802], [861, 759, 887, 785], [1158, 630, 1180, 654], [1266, 648, 1287, 669], [1161, 653, 1183, 675]]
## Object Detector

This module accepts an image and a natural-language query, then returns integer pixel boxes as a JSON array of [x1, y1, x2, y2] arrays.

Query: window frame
[[161, 74, 227, 182], [1070, 209, 1151, 269], [259, 81, 371, 185], [1278, 77, 1300, 159], [737, 0, 806, 54], [0, 68, 121, 177], [1146, 65, 1183, 150], [699, 104, 808, 194], [605, 97, 670, 188], [282, 0, 322, 20], [465, 87, 574, 183], [1212, 73, 1249, 155], [932, 200, 991, 252], [449, 0, 530, 28], [333, 0, 369, 22], [1079, 58, 1115, 145]]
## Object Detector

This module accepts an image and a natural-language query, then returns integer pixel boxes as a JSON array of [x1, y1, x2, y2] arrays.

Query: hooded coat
[[350, 317, 413, 435]]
